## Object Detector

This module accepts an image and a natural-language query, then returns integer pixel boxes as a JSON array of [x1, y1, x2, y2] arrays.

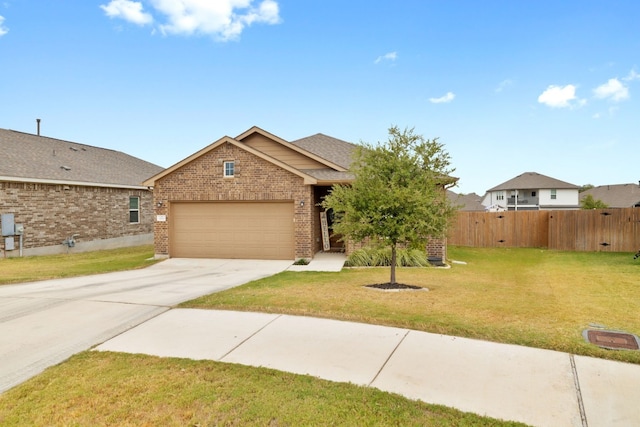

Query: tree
[[581, 194, 609, 209], [579, 184, 595, 193], [322, 126, 457, 285]]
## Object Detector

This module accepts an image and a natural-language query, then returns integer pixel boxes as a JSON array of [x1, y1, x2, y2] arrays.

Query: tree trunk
[[390, 244, 397, 285]]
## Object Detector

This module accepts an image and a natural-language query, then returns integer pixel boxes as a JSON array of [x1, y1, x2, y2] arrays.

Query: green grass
[[0, 245, 158, 285], [182, 246, 640, 365], [2, 246, 638, 425], [0, 352, 524, 426]]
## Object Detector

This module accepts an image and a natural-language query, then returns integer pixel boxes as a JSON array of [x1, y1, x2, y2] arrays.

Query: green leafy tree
[[581, 194, 609, 209], [579, 184, 595, 193], [322, 126, 457, 285]]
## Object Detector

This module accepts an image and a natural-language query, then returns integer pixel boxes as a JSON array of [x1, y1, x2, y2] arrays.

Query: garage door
[[170, 202, 294, 260]]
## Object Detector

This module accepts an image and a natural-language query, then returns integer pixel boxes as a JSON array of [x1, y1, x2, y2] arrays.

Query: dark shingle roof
[[300, 168, 354, 182], [488, 172, 579, 192], [0, 129, 163, 188], [580, 183, 640, 208], [290, 133, 358, 169], [447, 191, 485, 211]]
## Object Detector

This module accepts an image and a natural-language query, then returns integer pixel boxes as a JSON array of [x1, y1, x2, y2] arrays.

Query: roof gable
[[488, 172, 579, 192], [237, 126, 348, 171], [0, 128, 162, 188], [143, 135, 318, 186]]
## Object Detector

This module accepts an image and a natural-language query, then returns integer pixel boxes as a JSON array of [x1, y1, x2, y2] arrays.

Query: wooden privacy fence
[[448, 208, 640, 252]]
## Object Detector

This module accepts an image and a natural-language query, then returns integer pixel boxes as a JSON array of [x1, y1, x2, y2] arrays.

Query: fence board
[[449, 208, 640, 252]]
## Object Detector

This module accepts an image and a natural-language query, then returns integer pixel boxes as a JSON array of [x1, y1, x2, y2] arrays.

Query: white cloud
[[623, 69, 640, 82], [495, 79, 513, 93], [429, 92, 455, 104], [100, 0, 153, 25], [0, 15, 8, 36], [374, 51, 397, 64], [537, 84, 584, 108], [593, 78, 629, 102], [100, 0, 281, 40]]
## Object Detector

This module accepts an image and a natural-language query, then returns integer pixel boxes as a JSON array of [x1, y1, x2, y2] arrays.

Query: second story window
[[224, 161, 235, 178], [551, 189, 557, 200]]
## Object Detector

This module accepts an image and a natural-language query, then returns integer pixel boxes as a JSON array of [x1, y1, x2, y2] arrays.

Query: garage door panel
[[171, 202, 294, 260]]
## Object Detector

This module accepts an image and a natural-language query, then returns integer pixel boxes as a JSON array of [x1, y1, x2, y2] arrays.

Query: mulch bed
[[365, 283, 425, 291]]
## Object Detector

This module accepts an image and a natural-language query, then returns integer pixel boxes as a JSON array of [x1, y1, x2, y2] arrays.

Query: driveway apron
[[0, 259, 291, 393]]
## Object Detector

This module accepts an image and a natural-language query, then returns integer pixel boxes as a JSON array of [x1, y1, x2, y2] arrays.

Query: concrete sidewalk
[[95, 309, 640, 427], [286, 251, 346, 272]]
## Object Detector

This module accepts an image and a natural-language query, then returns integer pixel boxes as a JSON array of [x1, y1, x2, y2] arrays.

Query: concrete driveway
[[0, 258, 291, 393]]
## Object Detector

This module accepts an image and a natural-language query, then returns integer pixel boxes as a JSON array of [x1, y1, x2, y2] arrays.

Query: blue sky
[[1, 1, 638, 195]]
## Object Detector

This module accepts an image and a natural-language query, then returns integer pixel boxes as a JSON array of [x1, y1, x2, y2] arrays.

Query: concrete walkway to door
[[287, 252, 346, 272]]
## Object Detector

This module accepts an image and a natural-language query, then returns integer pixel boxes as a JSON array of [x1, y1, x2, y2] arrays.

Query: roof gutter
[[0, 176, 150, 190]]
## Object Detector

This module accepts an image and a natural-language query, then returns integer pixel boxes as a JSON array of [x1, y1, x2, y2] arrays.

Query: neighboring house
[[0, 128, 163, 257], [447, 191, 485, 211], [482, 172, 580, 211], [143, 126, 450, 261], [580, 183, 640, 208]]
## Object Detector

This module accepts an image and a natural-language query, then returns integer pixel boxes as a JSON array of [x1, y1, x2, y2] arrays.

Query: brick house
[[144, 126, 450, 261], [0, 128, 163, 257]]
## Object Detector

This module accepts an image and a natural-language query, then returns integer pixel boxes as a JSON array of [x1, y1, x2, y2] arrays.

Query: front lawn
[[0, 352, 523, 426], [182, 247, 640, 364], [0, 245, 158, 285]]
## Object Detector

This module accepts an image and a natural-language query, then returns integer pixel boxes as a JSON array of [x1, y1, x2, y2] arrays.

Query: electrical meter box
[[14, 224, 24, 235], [1, 213, 15, 237], [4, 236, 15, 251]]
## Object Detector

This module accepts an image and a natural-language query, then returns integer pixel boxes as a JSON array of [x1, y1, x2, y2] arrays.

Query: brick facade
[[152, 141, 315, 259], [0, 181, 154, 255]]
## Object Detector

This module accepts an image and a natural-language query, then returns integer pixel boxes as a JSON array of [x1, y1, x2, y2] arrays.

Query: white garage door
[[170, 202, 294, 260]]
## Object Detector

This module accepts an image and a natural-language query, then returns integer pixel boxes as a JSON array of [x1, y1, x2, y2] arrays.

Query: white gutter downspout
[[514, 189, 518, 211]]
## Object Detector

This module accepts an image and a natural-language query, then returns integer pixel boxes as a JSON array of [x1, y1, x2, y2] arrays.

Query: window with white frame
[[223, 161, 235, 178], [496, 191, 504, 201], [129, 196, 140, 223], [550, 189, 557, 200]]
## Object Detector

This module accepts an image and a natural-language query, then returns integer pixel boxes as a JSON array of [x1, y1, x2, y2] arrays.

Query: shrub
[[346, 247, 430, 267]]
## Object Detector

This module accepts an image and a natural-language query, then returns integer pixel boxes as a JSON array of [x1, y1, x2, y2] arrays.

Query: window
[[550, 189, 557, 200], [129, 196, 140, 223], [496, 191, 504, 201], [531, 191, 536, 197], [224, 161, 235, 177]]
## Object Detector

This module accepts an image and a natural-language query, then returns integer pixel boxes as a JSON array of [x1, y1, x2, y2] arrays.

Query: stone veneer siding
[[152, 142, 315, 259], [0, 181, 153, 253]]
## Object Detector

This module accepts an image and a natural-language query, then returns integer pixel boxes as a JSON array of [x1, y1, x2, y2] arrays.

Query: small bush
[[293, 258, 310, 265], [346, 247, 430, 267]]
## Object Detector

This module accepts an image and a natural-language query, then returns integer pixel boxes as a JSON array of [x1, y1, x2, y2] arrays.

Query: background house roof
[[447, 191, 485, 211], [580, 183, 640, 208], [487, 172, 580, 192], [0, 129, 163, 188], [290, 133, 358, 169]]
